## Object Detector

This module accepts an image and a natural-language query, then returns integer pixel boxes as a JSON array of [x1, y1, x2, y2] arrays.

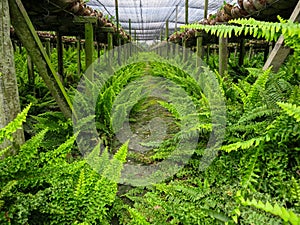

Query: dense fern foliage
[[3, 14, 299, 224]]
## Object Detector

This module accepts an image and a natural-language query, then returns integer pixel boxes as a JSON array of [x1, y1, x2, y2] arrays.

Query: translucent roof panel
[[87, 0, 226, 41]]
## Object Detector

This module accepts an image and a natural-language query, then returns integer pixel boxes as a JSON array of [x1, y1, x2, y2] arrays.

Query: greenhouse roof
[[87, 0, 230, 41]]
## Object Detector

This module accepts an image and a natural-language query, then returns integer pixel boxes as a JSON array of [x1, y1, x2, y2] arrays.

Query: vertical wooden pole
[[206, 44, 210, 62], [165, 19, 169, 41], [239, 38, 245, 66], [57, 32, 64, 79], [107, 32, 113, 70], [77, 36, 81, 77], [204, 0, 209, 19], [160, 30, 163, 42], [185, 0, 189, 24], [175, 5, 178, 32], [27, 52, 34, 90], [45, 38, 51, 59], [196, 31, 203, 67], [85, 22, 94, 80], [128, 19, 132, 56], [183, 38, 188, 62], [219, 36, 228, 76], [97, 42, 101, 63], [115, 0, 121, 65]]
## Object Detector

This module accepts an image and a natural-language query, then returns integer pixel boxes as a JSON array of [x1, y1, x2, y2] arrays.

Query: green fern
[[240, 148, 261, 193], [277, 102, 300, 122], [221, 136, 265, 152], [181, 16, 300, 44], [236, 191, 300, 225], [0, 104, 31, 144], [291, 177, 300, 208]]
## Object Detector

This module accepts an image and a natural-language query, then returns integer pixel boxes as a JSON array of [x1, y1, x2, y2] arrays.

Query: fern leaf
[[221, 137, 264, 152], [238, 196, 300, 225], [0, 103, 31, 144], [277, 102, 300, 122], [245, 68, 271, 110], [241, 148, 260, 192], [74, 169, 86, 198], [291, 177, 300, 207]]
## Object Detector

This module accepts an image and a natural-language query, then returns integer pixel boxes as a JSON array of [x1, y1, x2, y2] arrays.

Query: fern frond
[[127, 207, 150, 225], [0, 103, 31, 144], [0, 180, 17, 209], [238, 105, 279, 124], [241, 148, 260, 192], [291, 177, 300, 207], [277, 102, 300, 122], [221, 137, 265, 153], [245, 68, 271, 110], [237, 193, 300, 225]]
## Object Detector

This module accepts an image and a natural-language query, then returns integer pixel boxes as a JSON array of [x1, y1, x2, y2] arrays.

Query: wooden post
[[185, 0, 189, 24], [129, 19, 132, 37], [85, 22, 94, 81], [129, 19, 132, 56], [165, 19, 169, 41], [97, 42, 101, 63], [175, 5, 178, 32], [219, 36, 228, 76], [175, 43, 179, 57], [57, 32, 64, 79], [107, 32, 113, 71], [204, 0, 209, 19], [196, 31, 203, 67], [206, 44, 210, 62], [27, 52, 34, 90], [10, 0, 73, 118], [238, 38, 245, 66], [183, 38, 188, 62], [45, 38, 51, 59], [77, 36, 81, 77]]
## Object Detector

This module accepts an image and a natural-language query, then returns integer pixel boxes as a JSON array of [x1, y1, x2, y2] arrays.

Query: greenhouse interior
[[1, 0, 300, 224]]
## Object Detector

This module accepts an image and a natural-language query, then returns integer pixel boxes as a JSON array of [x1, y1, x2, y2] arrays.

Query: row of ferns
[[0, 17, 300, 224]]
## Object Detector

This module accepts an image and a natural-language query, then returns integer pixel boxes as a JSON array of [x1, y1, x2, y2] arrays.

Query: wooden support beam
[[263, 0, 300, 72], [185, 0, 189, 24], [107, 32, 113, 70], [45, 38, 51, 59], [9, 0, 73, 118], [27, 52, 34, 90], [97, 41, 101, 63], [57, 32, 64, 79], [73, 16, 98, 23], [204, 0, 209, 19], [219, 36, 228, 76], [183, 38, 188, 62], [165, 19, 169, 41], [77, 36, 81, 77], [175, 5, 178, 32], [129, 19, 132, 37], [85, 22, 94, 81], [239, 38, 245, 66], [196, 31, 203, 67]]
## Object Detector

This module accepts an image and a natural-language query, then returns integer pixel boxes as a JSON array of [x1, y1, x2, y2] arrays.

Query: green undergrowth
[[5, 17, 300, 224]]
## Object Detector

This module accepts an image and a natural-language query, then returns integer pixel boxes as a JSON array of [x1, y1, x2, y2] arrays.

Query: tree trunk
[[0, 0, 25, 151]]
